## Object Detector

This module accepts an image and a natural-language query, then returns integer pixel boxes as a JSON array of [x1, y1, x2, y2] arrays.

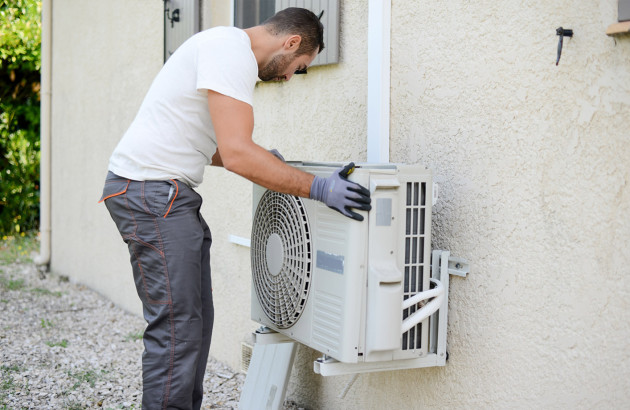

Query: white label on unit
[[316, 250, 345, 274], [376, 198, 393, 226]]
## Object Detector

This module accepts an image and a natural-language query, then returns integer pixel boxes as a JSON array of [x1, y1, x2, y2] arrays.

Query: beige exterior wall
[[50, 0, 163, 316], [49, 0, 629, 409]]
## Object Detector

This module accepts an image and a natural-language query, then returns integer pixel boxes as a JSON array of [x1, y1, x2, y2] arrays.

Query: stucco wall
[[386, 0, 630, 408], [49, 0, 630, 409], [50, 0, 163, 316], [288, 1, 628, 409]]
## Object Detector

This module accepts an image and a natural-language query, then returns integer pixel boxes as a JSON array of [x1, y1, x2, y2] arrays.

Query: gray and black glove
[[268, 149, 285, 162], [310, 163, 371, 221]]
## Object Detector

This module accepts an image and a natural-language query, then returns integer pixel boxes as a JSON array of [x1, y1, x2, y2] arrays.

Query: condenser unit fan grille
[[251, 191, 312, 329]]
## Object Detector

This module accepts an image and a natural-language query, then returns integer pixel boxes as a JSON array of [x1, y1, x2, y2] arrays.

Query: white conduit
[[367, 0, 391, 163], [35, 0, 52, 267], [401, 279, 445, 334]]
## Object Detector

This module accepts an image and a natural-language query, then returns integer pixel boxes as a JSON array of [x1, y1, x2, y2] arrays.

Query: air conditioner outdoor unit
[[250, 162, 436, 364]]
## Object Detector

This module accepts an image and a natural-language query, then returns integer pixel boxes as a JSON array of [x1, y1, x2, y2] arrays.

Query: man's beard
[[258, 53, 297, 82]]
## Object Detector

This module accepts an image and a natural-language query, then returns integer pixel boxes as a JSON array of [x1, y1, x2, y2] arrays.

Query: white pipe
[[35, 0, 52, 267], [401, 279, 445, 334], [228, 234, 251, 248], [367, 0, 391, 163], [401, 279, 444, 310], [229, 0, 235, 27]]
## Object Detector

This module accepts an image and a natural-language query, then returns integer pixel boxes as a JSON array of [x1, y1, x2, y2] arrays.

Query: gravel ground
[[0, 261, 248, 409]]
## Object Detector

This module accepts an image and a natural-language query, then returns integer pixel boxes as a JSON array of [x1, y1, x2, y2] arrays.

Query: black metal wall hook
[[166, 8, 180, 28], [556, 27, 573, 66]]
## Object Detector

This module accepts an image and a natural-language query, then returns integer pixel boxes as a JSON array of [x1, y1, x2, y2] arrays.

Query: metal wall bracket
[[253, 326, 295, 345], [314, 250, 468, 376], [448, 255, 470, 277]]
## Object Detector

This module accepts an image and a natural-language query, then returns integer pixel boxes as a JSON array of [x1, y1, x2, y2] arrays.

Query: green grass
[[0, 233, 64, 298], [68, 369, 109, 390], [31, 287, 63, 297], [0, 276, 25, 290], [68, 369, 98, 389], [45, 339, 68, 348], [40, 318, 53, 328], [0, 365, 22, 406], [0, 365, 19, 390], [124, 331, 144, 342], [0, 231, 39, 265]]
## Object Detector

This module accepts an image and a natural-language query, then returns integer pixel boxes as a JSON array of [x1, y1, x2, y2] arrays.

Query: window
[[232, 0, 340, 67], [164, 0, 201, 62], [234, 0, 275, 29], [620, 0, 630, 22]]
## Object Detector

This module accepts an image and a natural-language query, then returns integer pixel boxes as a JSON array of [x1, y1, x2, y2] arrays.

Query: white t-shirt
[[108, 27, 258, 187]]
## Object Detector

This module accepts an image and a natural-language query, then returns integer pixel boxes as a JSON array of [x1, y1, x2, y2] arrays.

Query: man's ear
[[284, 35, 302, 51]]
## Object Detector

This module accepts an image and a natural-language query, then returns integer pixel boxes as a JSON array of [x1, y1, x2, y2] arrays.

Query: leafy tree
[[0, 0, 41, 234]]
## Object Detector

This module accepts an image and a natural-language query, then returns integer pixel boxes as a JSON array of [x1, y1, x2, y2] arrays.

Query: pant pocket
[[99, 178, 130, 203], [174, 318, 203, 342], [130, 241, 170, 304], [144, 180, 178, 217], [101, 178, 136, 239]]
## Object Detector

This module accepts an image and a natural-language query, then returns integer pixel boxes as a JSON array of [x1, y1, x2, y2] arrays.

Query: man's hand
[[309, 163, 372, 221]]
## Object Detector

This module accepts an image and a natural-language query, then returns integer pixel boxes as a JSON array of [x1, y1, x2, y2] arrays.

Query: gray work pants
[[100, 172, 214, 410]]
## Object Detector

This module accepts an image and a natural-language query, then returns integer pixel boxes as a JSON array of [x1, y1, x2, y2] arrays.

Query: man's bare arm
[[210, 148, 223, 167], [207, 90, 314, 198]]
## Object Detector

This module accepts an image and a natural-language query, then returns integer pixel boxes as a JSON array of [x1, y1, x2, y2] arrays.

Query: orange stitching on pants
[[127, 181, 175, 407], [145, 190, 174, 409], [98, 180, 130, 203], [130, 244, 169, 305], [163, 179, 179, 218]]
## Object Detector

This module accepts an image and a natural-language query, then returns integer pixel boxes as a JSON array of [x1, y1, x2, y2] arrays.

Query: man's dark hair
[[263, 7, 325, 56]]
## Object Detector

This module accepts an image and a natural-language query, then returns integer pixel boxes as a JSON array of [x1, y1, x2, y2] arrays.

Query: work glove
[[268, 149, 285, 162], [309, 162, 371, 221]]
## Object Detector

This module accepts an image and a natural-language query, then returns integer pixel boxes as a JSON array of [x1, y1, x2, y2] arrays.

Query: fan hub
[[265, 233, 284, 276]]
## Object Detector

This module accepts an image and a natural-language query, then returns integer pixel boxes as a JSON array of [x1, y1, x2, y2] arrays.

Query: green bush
[[0, 0, 41, 235]]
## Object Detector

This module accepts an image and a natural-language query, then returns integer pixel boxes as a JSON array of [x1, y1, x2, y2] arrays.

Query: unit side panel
[[363, 173, 405, 362], [307, 198, 368, 362]]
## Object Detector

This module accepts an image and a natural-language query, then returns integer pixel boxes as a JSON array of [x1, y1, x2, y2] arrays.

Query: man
[[100, 7, 371, 410]]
